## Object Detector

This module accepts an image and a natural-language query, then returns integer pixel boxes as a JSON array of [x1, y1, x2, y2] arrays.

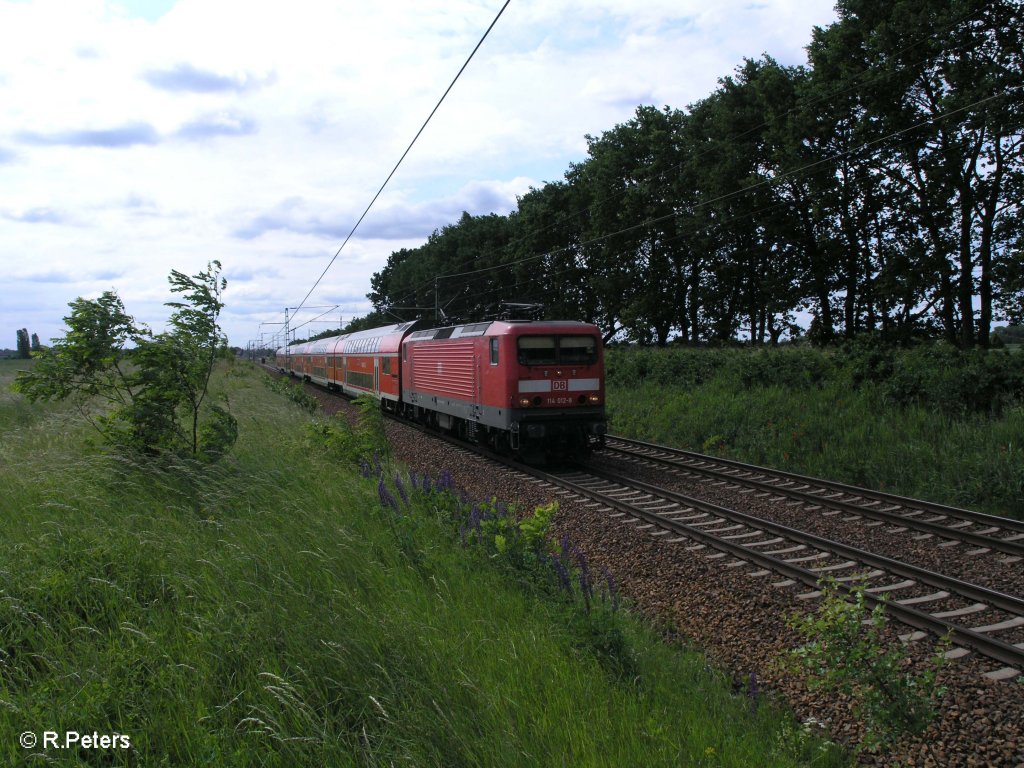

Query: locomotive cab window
[[518, 336, 557, 365], [559, 335, 597, 364], [517, 335, 597, 366], [490, 338, 499, 365]]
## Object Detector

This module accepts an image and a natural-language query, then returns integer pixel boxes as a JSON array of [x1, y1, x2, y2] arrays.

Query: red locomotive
[[278, 319, 607, 461]]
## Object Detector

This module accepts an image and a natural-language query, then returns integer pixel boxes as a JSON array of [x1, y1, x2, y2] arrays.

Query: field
[[0, 359, 842, 767], [605, 343, 1024, 519]]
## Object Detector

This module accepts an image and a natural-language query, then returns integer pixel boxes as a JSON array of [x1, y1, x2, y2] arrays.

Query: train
[[276, 319, 607, 462]]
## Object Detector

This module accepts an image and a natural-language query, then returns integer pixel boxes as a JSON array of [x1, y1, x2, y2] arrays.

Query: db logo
[[552, 380, 568, 391]]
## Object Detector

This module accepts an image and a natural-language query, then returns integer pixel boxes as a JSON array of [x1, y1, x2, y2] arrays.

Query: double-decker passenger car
[[278, 319, 606, 462]]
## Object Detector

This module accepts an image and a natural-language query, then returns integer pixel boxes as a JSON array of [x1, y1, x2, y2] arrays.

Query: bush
[[788, 579, 947, 753], [263, 374, 319, 413], [730, 348, 834, 390], [882, 344, 1024, 416], [605, 347, 733, 388]]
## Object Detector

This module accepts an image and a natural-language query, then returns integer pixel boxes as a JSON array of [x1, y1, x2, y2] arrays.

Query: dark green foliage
[[882, 345, 1024, 416], [15, 328, 31, 359], [364, 1, 1022, 349], [607, 341, 1024, 415], [262, 374, 319, 413], [605, 346, 733, 388], [733, 349, 834, 391], [607, 346, 834, 391], [607, 341, 1024, 517], [994, 325, 1024, 344], [12, 262, 236, 460]]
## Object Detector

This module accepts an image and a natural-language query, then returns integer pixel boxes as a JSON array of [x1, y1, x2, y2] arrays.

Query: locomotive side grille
[[411, 341, 477, 400]]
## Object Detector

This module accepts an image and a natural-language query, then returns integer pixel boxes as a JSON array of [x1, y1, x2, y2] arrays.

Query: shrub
[[731, 348, 833, 390], [262, 375, 319, 413], [883, 344, 1024, 416], [788, 579, 947, 753]]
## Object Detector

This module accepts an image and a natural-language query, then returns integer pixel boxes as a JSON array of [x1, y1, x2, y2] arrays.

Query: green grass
[[0, 360, 844, 767], [606, 346, 1024, 518]]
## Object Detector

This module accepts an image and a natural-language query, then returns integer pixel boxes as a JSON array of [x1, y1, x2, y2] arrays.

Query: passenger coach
[[278, 319, 607, 462]]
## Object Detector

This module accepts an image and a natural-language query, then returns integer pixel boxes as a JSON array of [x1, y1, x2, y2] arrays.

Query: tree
[[16, 328, 30, 359], [813, 0, 1024, 347], [13, 291, 143, 427], [30, 333, 41, 352], [14, 261, 236, 460], [569, 106, 689, 345]]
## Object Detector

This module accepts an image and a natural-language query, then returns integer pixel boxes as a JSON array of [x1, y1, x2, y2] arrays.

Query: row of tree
[[365, 0, 1023, 347], [13, 329, 41, 358]]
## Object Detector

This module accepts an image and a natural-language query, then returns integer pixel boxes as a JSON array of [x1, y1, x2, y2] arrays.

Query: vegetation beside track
[[605, 343, 1024, 519], [0, 359, 844, 767]]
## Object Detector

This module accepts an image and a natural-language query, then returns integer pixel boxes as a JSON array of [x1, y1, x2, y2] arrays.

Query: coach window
[[490, 337, 499, 365]]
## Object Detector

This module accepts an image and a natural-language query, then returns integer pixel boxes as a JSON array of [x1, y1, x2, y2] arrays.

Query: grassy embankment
[[606, 343, 1024, 519], [0, 358, 843, 767]]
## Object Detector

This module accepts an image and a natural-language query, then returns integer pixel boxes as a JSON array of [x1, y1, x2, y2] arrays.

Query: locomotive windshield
[[517, 335, 597, 366]]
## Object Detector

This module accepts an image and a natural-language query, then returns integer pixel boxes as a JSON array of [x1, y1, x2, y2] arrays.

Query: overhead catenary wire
[[288, 0, 511, 323]]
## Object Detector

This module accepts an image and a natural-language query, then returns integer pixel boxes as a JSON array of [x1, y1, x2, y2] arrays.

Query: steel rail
[[605, 435, 1024, 547], [519, 462, 1024, 671]]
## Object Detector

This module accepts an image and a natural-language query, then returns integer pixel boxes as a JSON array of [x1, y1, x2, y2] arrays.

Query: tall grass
[[0, 361, 843, 766], [606, 345, 1024, 518]]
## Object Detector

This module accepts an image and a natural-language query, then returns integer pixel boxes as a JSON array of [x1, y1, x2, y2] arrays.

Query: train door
[[374, 357, 380, 395]]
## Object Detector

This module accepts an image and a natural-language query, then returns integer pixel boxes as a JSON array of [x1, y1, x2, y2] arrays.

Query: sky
[[0, 0, 839, 351]]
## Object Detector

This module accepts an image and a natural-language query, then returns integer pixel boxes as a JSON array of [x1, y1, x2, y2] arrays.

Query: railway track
[[602, 435, 1024, 560], [508, 459, 1024, 680]]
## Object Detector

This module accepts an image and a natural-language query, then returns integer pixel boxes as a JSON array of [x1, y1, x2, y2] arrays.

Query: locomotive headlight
[[518, 397, 532, 407], [588, 395, 602, 404]]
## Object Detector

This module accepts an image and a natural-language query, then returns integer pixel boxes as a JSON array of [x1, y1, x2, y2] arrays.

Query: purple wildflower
[[377, 475, 399, 512], [394, 472, 409, 505], [437, 469, 454, 491], [559, 535, 573, 559], [550, 555, 573, 594], [468, 504, 483, 532], [602, 565, 619, 611], [576, 548, 592, 612]]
